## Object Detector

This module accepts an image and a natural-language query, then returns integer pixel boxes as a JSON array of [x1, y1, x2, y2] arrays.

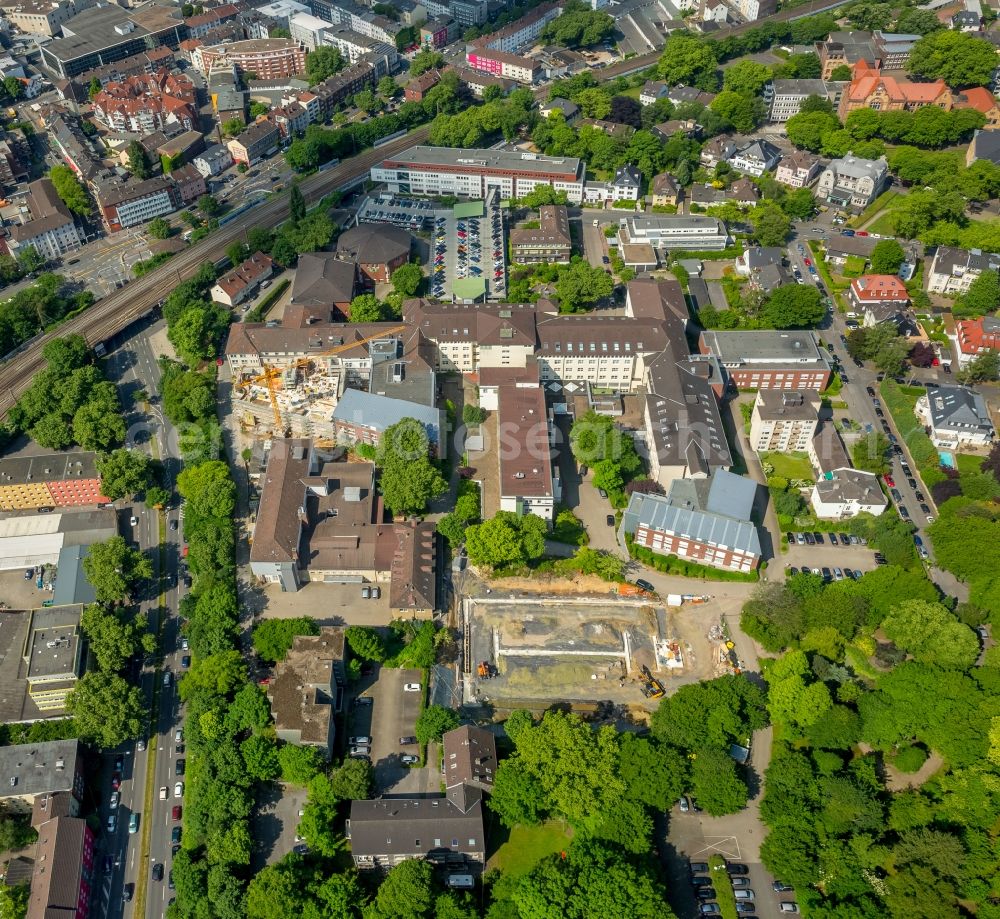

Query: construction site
[[229, 325, 413, 441], [461, 592, 726, 715]]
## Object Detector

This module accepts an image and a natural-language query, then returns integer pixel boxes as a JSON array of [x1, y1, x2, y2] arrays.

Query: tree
[[391, 262, 423, 297], [410, 49, 444, 77], [353, 88, 382, 115], [82, 536, 152, 603], [608, 95, 642, 128], [329, 757, 373, 800], [222, 117, 244, 137], [651, 675, 768, 752], [344, 625, 386, 662], [542, 7, 615, 48], [376, 419, 447, 516], [147, 217, 171, 239], [691, 746, 748, 815], [127, 141, 151, 179], [555, 259, 614, 313], [882, 600, 979, 669], [177, 460, 236, 519], [954, 268, 1000, 319], [96, 448, 152, 500], [908, 30, 999, 88], [251, 617, 319, 663], [511, 840, 666, 919], [895, 7, 944, 35], [799, 93, 834, 115], [711, 91, 762, 134], [2, 76, 23, 101], [68, 671, 144, 747], [366, 860, 434, 919], [289, 184, 306, 224], [765, 650, 832, 729], [957, 350, 999, 385], [782, 188, 817, 220], [88, 76, 102, 98], [657, 32, 718, 91], [378, 75, 398, 99], [277, 743, 324, 786], [785, 111, 840, 152], [415, 704, 460, 744], [723, 59, 771, 97], [81, 604, 153, 672], [848, 2, 893, 31], [852, 431, 890, 475], [871, 239, 905, 274], [198, 194, 221, 217], [829, 63, 853, 81], [49, 165, 91, 216], [762, 284, 823, 328], [909, 341, 936, 368], [465, 512, 547, 569], [618, 734, 688, 810]]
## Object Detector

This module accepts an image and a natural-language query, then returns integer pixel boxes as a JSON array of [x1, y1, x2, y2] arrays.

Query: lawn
[[956, 453, 985, 475], [490, 821, 574, 878], [760, 451, 813, 481], [866, 210, 898, 237]]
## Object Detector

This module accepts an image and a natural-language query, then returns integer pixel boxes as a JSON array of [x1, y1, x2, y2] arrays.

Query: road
[[90, 326, 187, 919], [0, 123, 431, 419]]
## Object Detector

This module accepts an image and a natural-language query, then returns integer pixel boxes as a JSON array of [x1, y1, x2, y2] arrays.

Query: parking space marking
[[692, 836, 742, 861]]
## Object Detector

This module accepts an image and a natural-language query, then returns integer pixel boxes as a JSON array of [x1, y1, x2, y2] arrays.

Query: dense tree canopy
[[908, 29, 999, 88]]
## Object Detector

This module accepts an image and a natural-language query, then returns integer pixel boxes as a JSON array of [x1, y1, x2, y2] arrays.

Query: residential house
[[6, 178, 84, 262], [405, 69, 440, 102], [775, 151, 822, 188], [267, 627, 344, 758], [286, 252, 356, 322], [954, 316, 1000, 367], [651, 119, 701, 141], [611, 163, 642, 202], [25, 816, 95, 919], [620, 470, 761, 572], [749, 390, 820, 452], [967, 129, 1000, 166], [667, 86, 716, 107], [650, 172, 679, 207], [639, 80, 671, 105], [811, 468, 888, 518], [442, 726, 497, 792], [728, 139, 782, 176], [916, 385, 995, 449], [700, 136, 737, 169], [955, 87, 1000, 130], [824, 233, 878, 269], [816, 154, 889, 208], [730, 176, 760, 205], [538, 97, 579, 120], [509, 204, 572, 264], [952, 9, 981, 30], [170, 162, 206, 204], [927, 245, 1000, 295], [347, 786, 486, 869], [849, 274, 911, 325], [497, 382, 555, 522], [210, 252, 274, 308], [702, 0, 728, 22], [193, 143, 233, 176], [227, 121, 281, 165], [733, 0, 776, 21], [698, 329, 832, 390]]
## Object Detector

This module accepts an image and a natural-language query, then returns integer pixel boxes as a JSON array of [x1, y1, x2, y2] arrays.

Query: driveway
[[581, 220, 610, 269], [351, 667, 436, 794]]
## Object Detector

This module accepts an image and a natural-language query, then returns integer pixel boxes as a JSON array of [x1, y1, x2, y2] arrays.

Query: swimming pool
[[939, 451, 955, 468]]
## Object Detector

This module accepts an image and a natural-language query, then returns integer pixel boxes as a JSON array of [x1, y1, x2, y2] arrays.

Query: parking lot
[[783, 531, 884, 579], [349, 666, 436, 794]]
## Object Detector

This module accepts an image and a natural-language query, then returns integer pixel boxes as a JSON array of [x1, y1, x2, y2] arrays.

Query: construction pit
[[463, 595, 723, 714]]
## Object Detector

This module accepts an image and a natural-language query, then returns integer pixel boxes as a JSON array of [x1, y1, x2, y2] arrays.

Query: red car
[[856, 230, 869, 237], [883, 474, 895, 487], [172, 806, 182, 821], [804, 258, 812, 266], [111, 773, 121, 791]]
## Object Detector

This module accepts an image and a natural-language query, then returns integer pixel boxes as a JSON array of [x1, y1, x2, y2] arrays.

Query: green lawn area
[[956, 453, 985, 475], [760, 451, 813, 481], [866, 211, 898, 237], [489, 821, 574, 878]]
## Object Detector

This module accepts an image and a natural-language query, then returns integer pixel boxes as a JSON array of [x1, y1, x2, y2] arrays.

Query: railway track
[[0, 123, 431, 415]]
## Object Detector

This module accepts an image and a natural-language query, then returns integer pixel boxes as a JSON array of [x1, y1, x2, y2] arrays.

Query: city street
[[94, 323, 187, 919]]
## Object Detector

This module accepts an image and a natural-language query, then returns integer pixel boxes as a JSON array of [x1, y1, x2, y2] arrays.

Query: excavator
[[638, 664, 665, 700], [238, 325, 406, 437]]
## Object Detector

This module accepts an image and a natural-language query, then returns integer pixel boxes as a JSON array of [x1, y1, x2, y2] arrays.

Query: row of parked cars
[[788, 530, 866, 547], [690, 860, 798, 916]]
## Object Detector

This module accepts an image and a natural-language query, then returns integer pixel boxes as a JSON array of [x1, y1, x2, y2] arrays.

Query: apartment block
[[509, 204, 571, 264], [927, 245, 1000, 295], [227, 121, 281, 165], [816, 154, 889, 208], [193, 38, 306, 79], [95, 175, 180, 232], [749, 390, 820, 453], [7, 178, 84, 261]]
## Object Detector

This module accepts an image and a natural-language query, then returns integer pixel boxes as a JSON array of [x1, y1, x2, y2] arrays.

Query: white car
[[160, 786, 168, 800], [174, 728, 183, 743], [129, 515, 138, 526], [174, 782, 183, 798], [403, 683, 421, 692]]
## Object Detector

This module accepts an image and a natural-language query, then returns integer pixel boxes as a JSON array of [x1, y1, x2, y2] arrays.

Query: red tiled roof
[[956, 86, 999, 115], [845, 65, 948, 105], [849, 274, 909, 301]]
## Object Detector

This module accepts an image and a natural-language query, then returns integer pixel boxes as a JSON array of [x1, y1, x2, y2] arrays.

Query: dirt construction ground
[[464, 592, 736, 711]]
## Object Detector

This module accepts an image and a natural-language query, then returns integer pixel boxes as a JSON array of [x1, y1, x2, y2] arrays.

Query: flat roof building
[[618, 214, 730, 251], [698, 329, 831, 391], [371, 145, 585, 203], [41, 3, 188, 79], [0, 741, 83, 812]]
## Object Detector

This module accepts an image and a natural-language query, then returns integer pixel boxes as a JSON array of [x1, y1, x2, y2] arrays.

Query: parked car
[[123, 883, 134, 902], [128, 813, 139, 834], [634, 578, 655, 593], [349, 736, 371, 746], [400, 735, 417, 745], [699, 906, 721, 916], [401, 754, 419, 764], [172, 805, 182, 821], [731, 877, 751, 888], [695, 888, 717, 900], [107, 813, 117, 833], [691, 876, 713, 887], [689, 862, 709, 874], [679, 796, 690, 812], [174, 782, 183, 798], [726, 863, 749, 875], [403, 683, 421, 692], [109, 791, 120, 810]]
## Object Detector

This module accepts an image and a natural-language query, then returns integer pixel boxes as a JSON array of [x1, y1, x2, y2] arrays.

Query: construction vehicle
[[637, 664, 665, 700], [238, 325, 405, 435], [477, 661, 496, 679]]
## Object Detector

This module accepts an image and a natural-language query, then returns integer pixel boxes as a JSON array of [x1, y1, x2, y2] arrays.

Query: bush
[[252, 617, 319, 663]]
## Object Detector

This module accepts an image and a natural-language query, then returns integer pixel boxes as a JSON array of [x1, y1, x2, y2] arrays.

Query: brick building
[[509, 205, 571, 264], [698, 330, 832, 390]]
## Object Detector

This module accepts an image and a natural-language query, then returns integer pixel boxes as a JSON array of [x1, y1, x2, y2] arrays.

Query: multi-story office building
[[698, 330, 832, 390], [371, 145, 585, 203], [40, 3, 188, 79], [766, 78, 839, 122], [618, 215, 730, 251]]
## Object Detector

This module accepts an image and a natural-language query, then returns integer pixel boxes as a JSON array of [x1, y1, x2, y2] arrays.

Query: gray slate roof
[[928, 386, 994, 433]]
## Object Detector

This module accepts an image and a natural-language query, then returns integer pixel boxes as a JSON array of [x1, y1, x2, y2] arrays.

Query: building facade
[[227, 121, 281, 165], [699, 330, 832, 390], [816, 154, 889, 208], [509, 204, 571, 264], [7, 178, 84, 261], [95, 176, 181, 232], [749, 390, 820, 452]]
